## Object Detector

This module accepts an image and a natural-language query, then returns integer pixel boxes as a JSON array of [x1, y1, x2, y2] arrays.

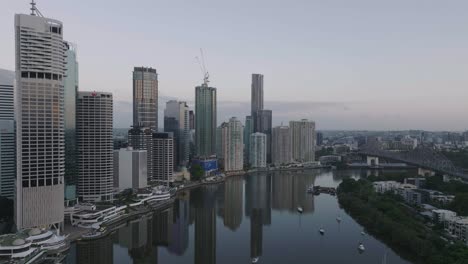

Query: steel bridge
[[357, 140, 468, 179]]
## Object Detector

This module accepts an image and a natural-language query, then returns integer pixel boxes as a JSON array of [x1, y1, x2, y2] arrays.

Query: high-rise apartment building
[[77, 91, 113, 202], [272, 126, 292, 165], [195, 84, 217, 157], [133, 67, 158, 130], [15, 11, 65, 229], [152, 132, 174, 186], [189, 110, 195, 130], [255, 110, 272, 163], [251, 74, 264, 128], [290, 119, 316, 162], [128, 126, 153, 182], [64, 42, 78, 201], [164, 100, 190, 168], [316, 131, 323, 146], [250, 133, 267, 168], [243, 116, 253, 165], [0, 69, 15, 199], [220, 117, 243, 172], [113, 147, 147, 191]]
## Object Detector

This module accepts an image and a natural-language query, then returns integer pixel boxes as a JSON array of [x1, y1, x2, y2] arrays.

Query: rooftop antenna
[[30, 0, 44, 17]]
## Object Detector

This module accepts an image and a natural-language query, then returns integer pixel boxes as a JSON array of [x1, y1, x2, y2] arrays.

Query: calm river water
[[64, 169, 412, 264]]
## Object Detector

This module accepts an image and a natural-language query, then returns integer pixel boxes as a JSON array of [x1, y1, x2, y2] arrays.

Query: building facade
[[0, 69, 15, 199], [128, 126, 153, 182], [113, 147, 147, 191], [133, 67, 158, 130], [255, 110, 272, 163], [251, 73, 264, 130], [221, 117, 243, 172], [164, 100, 190, 168], [15, 13, 65, 229], [250, 133, 267, 168], [77, 91, 114, 202], [152, 132, 174, 186], [290, 119, 316, 162], [243, 116, 253, 165], [195, 84, 217, 157], [272, 126, 292, 165], [64, 42, 78, 201]]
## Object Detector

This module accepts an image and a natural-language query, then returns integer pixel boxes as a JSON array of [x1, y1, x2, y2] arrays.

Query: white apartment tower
[[0, 69, 15, 199], [290, 119, 316, 162], [250, 133, 267, 168], [14, 9, 66, 229], [77, 92, 114, 202], [221, 117, 244, 171], [272, 126, 292, 165]]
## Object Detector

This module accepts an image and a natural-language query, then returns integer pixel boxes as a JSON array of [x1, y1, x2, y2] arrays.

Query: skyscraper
[[290, 119, 316, 163], [152, 132, 174, 186], [195, 84, 217, 157], [250, 133, 267, 168], [64, 42, 78, 202], [272, 126, 292, 165], [77, 91, 114, 202], [164, 100, 190, 168], [251, 74, 264, 129], [255, 110, 272, 163], [15, 10, 65, 229], [133, 67, 158, 130], [220, 117, 243, 172], [0, 69, 15, 199], [316, 131, 323, 146], [243, 116, 253, 165], [128, 127, 154, 182], [189, 110, 195, 130]]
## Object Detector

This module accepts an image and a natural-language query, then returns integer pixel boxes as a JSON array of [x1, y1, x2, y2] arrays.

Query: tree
[[190, 164, 203, 181]]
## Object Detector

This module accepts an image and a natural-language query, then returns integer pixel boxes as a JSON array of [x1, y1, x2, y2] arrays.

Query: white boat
[[251, 257, 259, 263], [319, 227, 325, 235], [358, 243, 365, 251], [297, 207, 303, 213], [336, 216, 342, 222], [307, 184, 314, 193], [361, 231, 366, 236]]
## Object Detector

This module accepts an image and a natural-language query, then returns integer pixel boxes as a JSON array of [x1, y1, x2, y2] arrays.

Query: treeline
[[441, 150, 468, 170], [337, 178, 468, 264]]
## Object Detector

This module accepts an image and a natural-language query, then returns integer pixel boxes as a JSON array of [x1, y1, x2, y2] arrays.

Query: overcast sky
[[1, 0, 467, 130]]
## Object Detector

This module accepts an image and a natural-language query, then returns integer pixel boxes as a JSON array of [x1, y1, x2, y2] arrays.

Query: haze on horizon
[[1, 0, 467, 131]]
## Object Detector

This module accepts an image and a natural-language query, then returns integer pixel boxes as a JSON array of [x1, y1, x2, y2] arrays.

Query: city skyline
[[1, 0, 468, 131]]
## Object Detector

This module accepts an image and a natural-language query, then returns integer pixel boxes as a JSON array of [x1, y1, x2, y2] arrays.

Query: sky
[[1, 0, 467, 131]]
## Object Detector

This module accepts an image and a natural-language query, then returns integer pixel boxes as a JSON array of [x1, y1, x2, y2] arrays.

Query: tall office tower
[[77, 91, 114, 202], [14, 10, 66, 229], [251, 74, 264, 130], [220, 117, 243, 172], [133, 67, 158, 130], [290, 119, 316, 162], [128, 126, 153, 182], [195, 84, 217, 157], [243, 116, 253, 165], [272, 126, 292, 165], [64, 42, 78, 202], [189, 110, 195, 130], [316, 131, 323, 146], [255, 110, 272, 163], [164, 100, 190, 168], [215, 125, 224, 162], [0, 69, 15, 199], [250, 133, 267, 168], [152, 132, 174, 186]]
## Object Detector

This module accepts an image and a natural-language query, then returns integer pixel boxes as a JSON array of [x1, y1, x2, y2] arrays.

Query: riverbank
[[337, 178, 468, 264]]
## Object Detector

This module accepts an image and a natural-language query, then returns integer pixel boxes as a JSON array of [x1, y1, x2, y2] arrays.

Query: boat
[[361, 231, 366, 236], [319, 227, 325, 235], [297, 207, 303, 213], [358, 243, 365, 252], [307, 184, 314, 193], [251, 257, 259, 263], [336, 216, 342, 223], [81, 227, 109, 240]]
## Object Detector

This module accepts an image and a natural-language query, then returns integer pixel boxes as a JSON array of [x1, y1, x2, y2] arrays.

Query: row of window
[[22, 178, 61, 187], [21, 71, 62, 80]]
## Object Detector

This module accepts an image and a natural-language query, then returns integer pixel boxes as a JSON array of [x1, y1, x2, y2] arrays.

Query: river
[[64, 169, 412, 264]]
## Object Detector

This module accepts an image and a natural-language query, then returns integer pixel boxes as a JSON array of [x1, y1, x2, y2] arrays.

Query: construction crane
[[195, 48, 209, 86]]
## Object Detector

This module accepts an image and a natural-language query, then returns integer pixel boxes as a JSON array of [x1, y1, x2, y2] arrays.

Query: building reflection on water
[[72, 172, 322, 264]]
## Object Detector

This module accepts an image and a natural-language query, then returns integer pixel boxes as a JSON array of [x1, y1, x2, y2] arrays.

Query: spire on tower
[[30, 0, 44, 17]]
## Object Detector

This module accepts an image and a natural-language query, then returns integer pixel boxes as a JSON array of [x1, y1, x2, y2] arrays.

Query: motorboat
[[251, 257, 259, 263], [336, 216, 342, 223], [358, 243, 365, 252], [297, 207, 303, 213], [307, 185, 314, 193], [361, 231, 366, 236], [319, 227, 325, 235]]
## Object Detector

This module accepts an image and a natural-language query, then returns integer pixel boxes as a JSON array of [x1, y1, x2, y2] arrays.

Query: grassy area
[[338, 178, 468, 264]]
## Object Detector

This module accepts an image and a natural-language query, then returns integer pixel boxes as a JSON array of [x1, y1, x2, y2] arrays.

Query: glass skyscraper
[[195, 84, 217, 157], [133, 67, 158, 130]]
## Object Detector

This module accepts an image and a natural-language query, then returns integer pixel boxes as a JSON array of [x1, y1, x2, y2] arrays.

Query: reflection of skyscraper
[[250, 208, 263, 260], [245, 174, 271, 226], [271, 172, 315, 213], [77, 235, 113, 264], [116, 215, 154, 262], [153, 207, 172, 247], [168, 195, 190, 256], [224, 177, 243, 230], [192, 186, 217, 264]]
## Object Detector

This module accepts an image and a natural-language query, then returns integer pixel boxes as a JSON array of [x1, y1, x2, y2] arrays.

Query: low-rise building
[[445, 217, 468, 245], [432, 209, 457, 223], [404, 178, 426, 188], [373, 181, 401, 194]]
